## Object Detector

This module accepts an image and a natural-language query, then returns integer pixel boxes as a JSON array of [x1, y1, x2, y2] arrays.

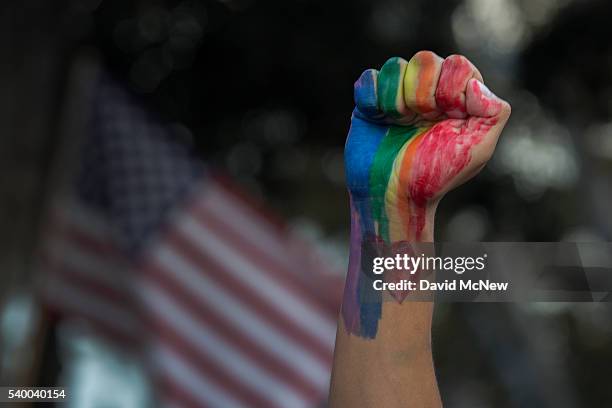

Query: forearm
[[329, 301, 439, 407], [329, 206, 441, 408]]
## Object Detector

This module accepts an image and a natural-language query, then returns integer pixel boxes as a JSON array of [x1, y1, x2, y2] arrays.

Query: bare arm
[[329, 51, 510, 407]]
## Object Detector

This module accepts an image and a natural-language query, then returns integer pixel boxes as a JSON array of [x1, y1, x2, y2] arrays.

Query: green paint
[[368, 125, 420, 241], [378, 57, 406, 118]]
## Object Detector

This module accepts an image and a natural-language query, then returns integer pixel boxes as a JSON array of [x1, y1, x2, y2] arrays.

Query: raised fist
[[345, 51, 511, 242]]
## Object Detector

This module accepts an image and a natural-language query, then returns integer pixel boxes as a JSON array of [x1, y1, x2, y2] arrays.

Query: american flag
[[38, 69, 341, 408]]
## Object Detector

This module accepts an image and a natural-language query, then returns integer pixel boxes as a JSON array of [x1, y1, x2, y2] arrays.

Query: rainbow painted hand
[[345, 51, 511, 243], [342, 52, 510, 338]]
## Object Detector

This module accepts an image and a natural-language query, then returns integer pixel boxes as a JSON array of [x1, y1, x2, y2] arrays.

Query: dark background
[[1, 0, 612, 406]]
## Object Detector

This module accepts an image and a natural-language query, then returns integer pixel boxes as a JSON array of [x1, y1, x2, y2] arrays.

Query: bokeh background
[[1, 0, 612, 407]]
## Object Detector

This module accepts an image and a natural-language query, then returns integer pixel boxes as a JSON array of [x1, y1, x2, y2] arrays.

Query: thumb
[[466, 78, 511, 141], [466, 78, 511, 120]]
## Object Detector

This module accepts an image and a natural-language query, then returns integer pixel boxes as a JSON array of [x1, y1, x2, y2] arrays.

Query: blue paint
[[344, 115, 388, 339], [344, 117, 386, 199], [345, 73, 396, 339], [354, 69, 381, 118], [358, 270, 382, 339], [344, 116, 386, 236]]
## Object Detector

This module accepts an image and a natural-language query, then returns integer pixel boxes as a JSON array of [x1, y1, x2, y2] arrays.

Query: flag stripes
[[41, 176, 339, 407]]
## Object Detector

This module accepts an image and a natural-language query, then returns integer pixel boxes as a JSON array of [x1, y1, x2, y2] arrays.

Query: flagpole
[[24, 50, 101, 402]]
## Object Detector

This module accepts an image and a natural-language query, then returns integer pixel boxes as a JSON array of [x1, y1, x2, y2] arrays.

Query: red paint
[[435, 55, 476, 118], [384, 241, 420, 303], [408, 116, 497, 239], [405, 76, 502, 240], [466, 79, 502, 118]]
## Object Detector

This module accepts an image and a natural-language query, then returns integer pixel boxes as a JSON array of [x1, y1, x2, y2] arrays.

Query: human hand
[[345, 51, 511, 243]]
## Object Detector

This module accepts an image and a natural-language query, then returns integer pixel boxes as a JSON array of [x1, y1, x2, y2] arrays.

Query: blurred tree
[[523, 0, 612, 241]]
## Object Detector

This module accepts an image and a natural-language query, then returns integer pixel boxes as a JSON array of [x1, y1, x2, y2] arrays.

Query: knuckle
[[383, 56, 405, 66], [445, 54, 468, 64], [413, 50, 437, 61], [354, 69, 379, 112], [355, 69, 376, 88]]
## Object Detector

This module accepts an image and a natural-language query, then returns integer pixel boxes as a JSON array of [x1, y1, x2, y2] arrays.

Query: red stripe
[[162, 227, 333, 364], [46, 208, 118, 257], [59, 223, 118, 257], [193, 204, 338, 316], [44, 260, 131, 307], [208, 175, 342, 279], [144, 261, 323, 400], [40, 252, 137, 346], [145, 314, 277, 408], [42, 297, 137, 347], [209, 171, 286, 232], [47, 211, 120, 257], [155, 374, 213, 408]]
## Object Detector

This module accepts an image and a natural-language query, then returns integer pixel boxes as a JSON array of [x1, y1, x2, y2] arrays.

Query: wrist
[[343, 196, 437, 338], [350, 198, 437, 244]]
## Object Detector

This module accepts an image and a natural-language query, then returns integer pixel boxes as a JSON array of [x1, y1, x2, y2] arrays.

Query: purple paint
[[341, 197, 362, 334]]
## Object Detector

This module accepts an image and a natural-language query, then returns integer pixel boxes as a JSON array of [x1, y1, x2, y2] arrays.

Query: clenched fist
[[345, 51, 511, 243]]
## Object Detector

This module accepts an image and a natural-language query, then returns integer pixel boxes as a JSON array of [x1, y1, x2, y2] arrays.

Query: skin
[[329, 51, 511, 407]]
